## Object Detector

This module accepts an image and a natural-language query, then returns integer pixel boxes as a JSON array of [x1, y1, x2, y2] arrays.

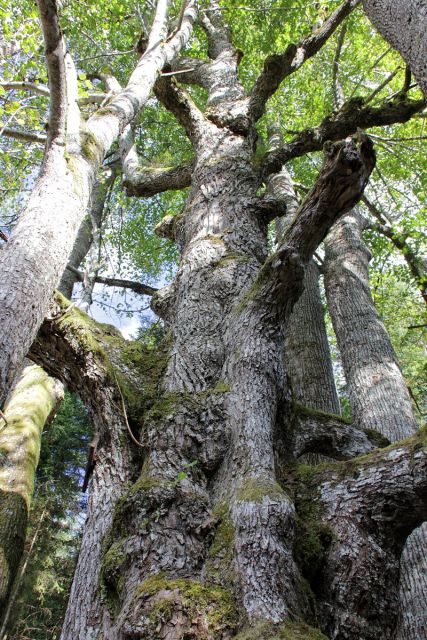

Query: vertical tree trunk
[[267, 129, 340, 416], [285, 260, 340, 415], [0, 363, 63, 616], [58, 168, 116, 300], [324, 209, 426, 640], [323, 210, 417, 441]]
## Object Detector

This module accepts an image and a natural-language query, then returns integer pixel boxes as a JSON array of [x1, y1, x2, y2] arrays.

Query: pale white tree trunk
[[0, 0, 196, 407]]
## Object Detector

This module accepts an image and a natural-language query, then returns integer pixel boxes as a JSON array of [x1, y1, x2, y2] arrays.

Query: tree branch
[[0, 80, 109, 105], [263, 97, 425, 177], [363, 198, 427, 304], [154, 75, 206, 141], [290, 405, 389, 460], [249, 0, 360, 121], [198, 0, 234, 59], [248, 134, 376, 316], [0, 81, 50, 97], [123, 160, 193, 196], [66, 265, 158, 296], [36, 0, 75, 146], [1, 127, 47, 144]]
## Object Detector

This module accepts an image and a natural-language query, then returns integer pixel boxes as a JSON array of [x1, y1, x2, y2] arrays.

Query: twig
[[112, 369, 145, 449]]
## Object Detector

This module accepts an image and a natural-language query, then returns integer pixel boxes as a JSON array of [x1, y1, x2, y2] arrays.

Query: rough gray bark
[[5, 1, 425, 637], [30, 295, 145, 639], [92, 20, 376, 638], [324, 209, 426, 640], [284, 257, 341, 416], [362, 0, 427, 98], [289, 432, 427, 640], [324, 210, 418, 441]]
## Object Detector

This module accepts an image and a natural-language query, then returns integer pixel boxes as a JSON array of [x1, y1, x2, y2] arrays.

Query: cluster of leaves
[[6, 392, 92, 640]]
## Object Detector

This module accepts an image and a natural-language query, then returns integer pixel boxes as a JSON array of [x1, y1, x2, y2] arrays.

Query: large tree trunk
[[83, 66, 376, 640], [0, 363, 63, 616], [362, 0, 427, 98], [324, 210, 427, 640]]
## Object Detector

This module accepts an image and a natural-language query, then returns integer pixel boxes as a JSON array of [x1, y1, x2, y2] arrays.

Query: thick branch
[[124, 160, 193, 196], [290, 405, 388, 460], [198, 0, 234, 59], [66, 265, 157, 296], [154, 75, 206, 141], [263, 97, 424, 177], [169, 56, 212, 87], [258, 134, 376, 313], [249, 0, 360, 121], [1, 127, 47, 144], [36, 0, 71, 145]]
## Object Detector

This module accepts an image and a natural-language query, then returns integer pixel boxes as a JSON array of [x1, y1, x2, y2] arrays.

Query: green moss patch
[[235, 477, 285, 503], [233, 620, 328, 639], [134, 575, 239, 638], [205, 502, 235, 586]]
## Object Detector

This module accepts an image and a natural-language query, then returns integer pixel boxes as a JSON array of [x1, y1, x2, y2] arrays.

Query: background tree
[[0, 1, 426, 639]]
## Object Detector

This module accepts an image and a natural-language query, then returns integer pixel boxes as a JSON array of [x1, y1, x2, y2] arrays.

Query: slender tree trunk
[[324, 209, 426, 640], [0, 363, 63, 617], [323, 210, 417, 441], [285, 260, 340, 415], [267, 127, 340, 416], [362, 0, 427, 98], [58, 168, 116, 300]]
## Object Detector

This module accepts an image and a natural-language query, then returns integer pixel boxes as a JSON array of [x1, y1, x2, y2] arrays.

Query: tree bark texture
[[7, 2, 426, 637], [362, 0, 427, 98], [73, 25, 377, 637], [324, 211, 418, 441], [324, 210, 426, 640], [30, 296, 149, 639], [0, 363, 63, 616]]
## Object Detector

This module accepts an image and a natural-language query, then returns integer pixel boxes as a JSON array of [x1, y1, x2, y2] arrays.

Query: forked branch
[[249, 0, 360, 121]]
